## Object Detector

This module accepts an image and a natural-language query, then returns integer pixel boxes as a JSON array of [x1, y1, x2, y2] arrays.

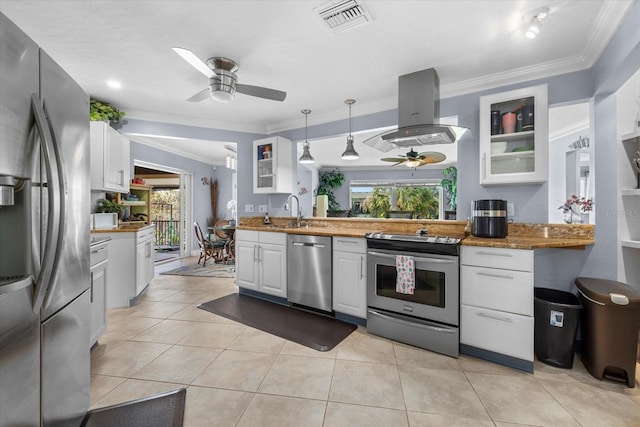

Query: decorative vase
[[563, 210, 582, 224]]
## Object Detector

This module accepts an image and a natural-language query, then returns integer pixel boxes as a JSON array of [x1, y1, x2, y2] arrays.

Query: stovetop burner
[[365, 231, 460, 256], [365, 232, 460, 245]]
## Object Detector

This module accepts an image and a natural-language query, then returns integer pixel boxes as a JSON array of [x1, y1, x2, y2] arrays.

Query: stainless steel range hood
[[364, 68, 468, 152]]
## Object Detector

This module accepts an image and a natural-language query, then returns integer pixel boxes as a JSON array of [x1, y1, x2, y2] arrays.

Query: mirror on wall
[[547, 102, 593, 224]]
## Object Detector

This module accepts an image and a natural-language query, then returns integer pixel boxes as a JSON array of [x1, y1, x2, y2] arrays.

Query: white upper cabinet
[[479, 84, 548, 185], [253, 136, 292, 194], [90, 121, 130, 193]]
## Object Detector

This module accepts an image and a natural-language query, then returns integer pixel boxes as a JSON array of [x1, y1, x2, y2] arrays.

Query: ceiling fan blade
[[380, 157, 407, 162], [186, 88, 211, 102], [417, 152, 447, 163], [172, 47, 215, 78], [236, 83, 286, 102]]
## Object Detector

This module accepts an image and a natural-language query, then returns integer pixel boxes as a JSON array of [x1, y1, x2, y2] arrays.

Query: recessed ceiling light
[[107, 80, 122, 89]]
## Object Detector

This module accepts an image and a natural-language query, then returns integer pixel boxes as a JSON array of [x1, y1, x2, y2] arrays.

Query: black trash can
[[534, 287, 582, 368]]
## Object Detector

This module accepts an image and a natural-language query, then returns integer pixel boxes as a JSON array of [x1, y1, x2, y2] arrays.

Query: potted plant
[[90, 98, 126, 125], [441, 166, 457, 219], [316, 169, 349, 216]]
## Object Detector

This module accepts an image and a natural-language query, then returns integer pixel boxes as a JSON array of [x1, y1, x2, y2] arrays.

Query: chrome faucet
[[286, 194, 303, 227]]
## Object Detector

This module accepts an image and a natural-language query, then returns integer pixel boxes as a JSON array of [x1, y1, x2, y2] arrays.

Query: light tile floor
[[90, 257, 640, 426]]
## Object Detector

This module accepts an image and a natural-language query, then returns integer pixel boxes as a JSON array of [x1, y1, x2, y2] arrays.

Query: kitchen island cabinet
[[460, 246, 534, 372], [91, 224, 155, 308], [332, 236, 367, 319], [236, 229, 287, 298]]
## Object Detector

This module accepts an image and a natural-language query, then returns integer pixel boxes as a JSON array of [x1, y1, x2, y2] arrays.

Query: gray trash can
[[534, 287, 582, 369]]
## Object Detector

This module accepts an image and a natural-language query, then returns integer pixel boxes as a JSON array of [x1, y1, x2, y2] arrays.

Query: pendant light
[[341, 99, 359, 160], [299, 109, 315, 164]]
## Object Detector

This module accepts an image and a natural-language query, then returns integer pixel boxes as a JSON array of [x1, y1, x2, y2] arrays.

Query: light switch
[[507, 203, 515, 217], [258, 204, 268, 213], [245, 204, 254, 213]]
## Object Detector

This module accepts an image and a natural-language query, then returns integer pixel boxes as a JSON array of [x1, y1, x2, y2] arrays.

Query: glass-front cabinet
[[479, 84, 548, 185], [253, 136, 293, 194]]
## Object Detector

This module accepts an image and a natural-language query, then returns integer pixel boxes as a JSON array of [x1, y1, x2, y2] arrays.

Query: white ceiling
[[0, 1, 631, 166]]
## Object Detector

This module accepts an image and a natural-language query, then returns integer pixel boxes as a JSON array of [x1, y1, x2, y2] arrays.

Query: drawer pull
[[477, 311, 514, 323], [476, 271, 514, 280], [336, 239, 358, 244], [476, 250, 513, 257]]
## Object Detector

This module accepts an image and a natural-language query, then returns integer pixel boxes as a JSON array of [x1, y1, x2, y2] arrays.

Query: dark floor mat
[[198, 293, 357, 351]]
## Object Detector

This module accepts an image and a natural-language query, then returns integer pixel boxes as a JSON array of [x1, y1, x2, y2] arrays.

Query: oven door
[[367, 248, 459, 326]]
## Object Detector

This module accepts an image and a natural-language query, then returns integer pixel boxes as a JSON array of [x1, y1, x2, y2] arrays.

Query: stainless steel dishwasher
[[287, 234, 332, 312]]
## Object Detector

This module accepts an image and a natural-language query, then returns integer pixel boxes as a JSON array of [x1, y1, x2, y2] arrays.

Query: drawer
[[136, 226, 155, 244], [461, 265, 533, 316], [333, 236, 366, 253], [90, 243, 108, 266], [260, 231, 286, 245], [236, 229, 259, 243], [460, 304, 534, 362], [461, 246, 533, 272]]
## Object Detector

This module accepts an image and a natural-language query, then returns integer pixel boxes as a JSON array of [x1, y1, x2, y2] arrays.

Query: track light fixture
[[341, 99, 359, 160], [523, 7, 549, 39], [299, 109, 315, 164]]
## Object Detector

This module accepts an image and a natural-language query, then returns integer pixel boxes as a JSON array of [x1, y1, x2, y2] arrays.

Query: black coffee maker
[[472, 199, 508, 238]]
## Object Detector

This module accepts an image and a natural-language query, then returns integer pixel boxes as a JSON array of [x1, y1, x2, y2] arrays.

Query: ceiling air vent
[[314, 0, 371, 32]]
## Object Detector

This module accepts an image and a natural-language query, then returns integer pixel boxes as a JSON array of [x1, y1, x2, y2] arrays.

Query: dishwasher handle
[[292, 242, 325, 248]]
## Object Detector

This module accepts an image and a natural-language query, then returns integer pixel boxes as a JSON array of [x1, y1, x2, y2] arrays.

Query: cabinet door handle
[[476, 250, 513, 257], [336, 239, 358, 244], [119, 169, 125, 185], [360, 255, 364, 280], [476, 271, 514, 280], [90, 271, 94, 303], [477, 311, 513, 323], [253, 245, 258, 262], [482, 153, 487, 180]]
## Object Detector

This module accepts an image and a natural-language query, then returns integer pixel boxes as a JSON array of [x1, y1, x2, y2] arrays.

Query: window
[[349, 179, 443, 219]]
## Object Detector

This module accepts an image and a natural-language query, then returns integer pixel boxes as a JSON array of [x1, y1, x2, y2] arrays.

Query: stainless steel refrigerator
[[0, 12, 91, 427]]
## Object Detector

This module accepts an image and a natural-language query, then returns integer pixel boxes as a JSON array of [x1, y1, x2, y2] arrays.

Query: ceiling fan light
[[299, 143, 315, 164], [341, 136, 359, 160], [405, 159, 421, 168], [210, 89, 234, 103]]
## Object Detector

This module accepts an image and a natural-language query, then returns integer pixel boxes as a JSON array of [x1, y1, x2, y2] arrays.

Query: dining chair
[[213, 220, 232, 263], [194, 222, 217, 266]]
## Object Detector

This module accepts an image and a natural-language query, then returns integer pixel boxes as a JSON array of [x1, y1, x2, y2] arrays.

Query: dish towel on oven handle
[[396, 255, 415, 294]]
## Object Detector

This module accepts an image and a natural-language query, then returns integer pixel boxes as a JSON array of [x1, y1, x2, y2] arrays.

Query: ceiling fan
[[380, 149, 446, 168], [172, 47, 286, 103]]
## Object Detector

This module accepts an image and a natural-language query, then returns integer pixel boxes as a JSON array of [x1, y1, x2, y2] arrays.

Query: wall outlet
[[245, 204, 254, 213], [507, 203, 515, 217], [258, 204, 268, 213]]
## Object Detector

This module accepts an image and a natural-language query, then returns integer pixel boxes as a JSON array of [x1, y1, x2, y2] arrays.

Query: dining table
[[208, 224, 235, 263]]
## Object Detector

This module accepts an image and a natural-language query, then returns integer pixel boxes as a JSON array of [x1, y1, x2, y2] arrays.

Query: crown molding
[[580, 0, 635, 66], [549, 118, 590, 142], [124, 108, 266, 134]]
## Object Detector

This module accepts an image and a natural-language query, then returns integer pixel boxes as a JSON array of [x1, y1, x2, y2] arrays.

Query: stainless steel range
[[366, 230, 460, 357]]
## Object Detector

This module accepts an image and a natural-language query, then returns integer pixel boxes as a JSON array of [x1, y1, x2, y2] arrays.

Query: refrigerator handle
[[30, 94, 63, 313]]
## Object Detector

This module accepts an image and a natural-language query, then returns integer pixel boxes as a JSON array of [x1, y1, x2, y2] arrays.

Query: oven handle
[[367, 251, 456, 264], [368, 309, 457, 334]]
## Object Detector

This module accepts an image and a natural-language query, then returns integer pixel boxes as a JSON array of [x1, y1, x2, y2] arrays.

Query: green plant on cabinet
[[317, 169, 345, 211], [89, 98, 126, 125]]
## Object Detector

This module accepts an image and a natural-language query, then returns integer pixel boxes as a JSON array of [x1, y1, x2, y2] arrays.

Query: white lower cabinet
[[89, 240, 109, 347], [93, 225, 155, 308], [236, 230, 287, 298], [332, 237, 367, 318], [460, 246, 534, 370], [136, 228, 155, 296]]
